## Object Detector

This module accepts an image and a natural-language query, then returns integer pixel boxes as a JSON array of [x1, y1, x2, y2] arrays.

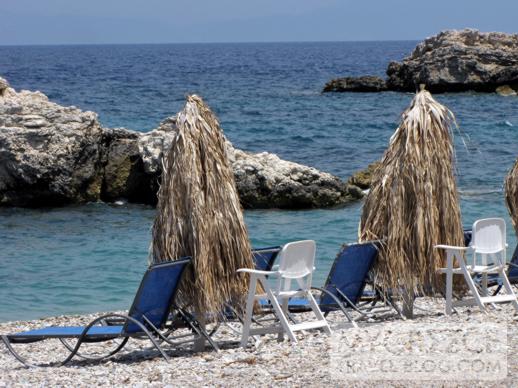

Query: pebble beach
[[1, 297, 517, 387]]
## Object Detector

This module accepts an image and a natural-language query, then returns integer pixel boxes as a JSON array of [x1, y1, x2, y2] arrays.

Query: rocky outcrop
[[323, 76, 387, 92], [230, 147, 363, 209], [324, 29, 518, 94], [0, 77, 363, 209], [0, 83, 104, 206]]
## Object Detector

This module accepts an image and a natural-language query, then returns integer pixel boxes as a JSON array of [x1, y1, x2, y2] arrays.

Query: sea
[[0, 42, 517, 322]]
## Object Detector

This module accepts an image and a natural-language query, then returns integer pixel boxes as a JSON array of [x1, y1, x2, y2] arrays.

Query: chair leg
[[499, 269, 518, 311], [82, 314, 170, 363], [1, 334, 91, 368], [174, 310, 220, 352], [311, 287, 358, 327], [1, 335, 37, 368], [277, 297, 289, 341], [492, 284, 503, 296], [306, 291, 331, 334], [240, 274, 259, 348], [458, 261, 486, 312], [265, 286, 297, 343], [445, 251, 454, 316], [58, 337, 129, 361]]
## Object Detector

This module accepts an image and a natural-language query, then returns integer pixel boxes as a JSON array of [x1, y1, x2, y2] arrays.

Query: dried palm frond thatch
[[359, 89, 464, 296], [504, 158, 518, 236], [150, 95, 254, 315]]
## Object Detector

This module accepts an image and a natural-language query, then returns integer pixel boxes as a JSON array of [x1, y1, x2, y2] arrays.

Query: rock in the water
[[324, 29, 518, 94], [387, 29, 518, 93], [232, 149, 362, 209], [0, 78, 363, 209], [0, 87, 104, 206], [323, 76, 387, 93], [496, 85, 518, 96], [347, 162, 381, 190]]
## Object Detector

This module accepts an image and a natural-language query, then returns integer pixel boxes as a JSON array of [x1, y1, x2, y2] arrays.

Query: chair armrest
[[237, 268, 279, 276], [434, 245, 472, 251]]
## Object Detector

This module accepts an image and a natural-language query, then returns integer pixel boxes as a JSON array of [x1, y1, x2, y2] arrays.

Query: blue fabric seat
[[12, 326, 124, 339], [1, 258, 218, 367]]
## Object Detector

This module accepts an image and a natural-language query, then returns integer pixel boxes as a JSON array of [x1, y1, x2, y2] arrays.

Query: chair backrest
[[252, 246, 282, 272], [471, 218, 506, 255], [277, 240, 316, 280], [320, 241, 379, 307], [123, 258, 190, 334]]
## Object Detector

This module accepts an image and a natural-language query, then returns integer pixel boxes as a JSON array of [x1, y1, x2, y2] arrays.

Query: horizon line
[[0, 38, 420, 47]]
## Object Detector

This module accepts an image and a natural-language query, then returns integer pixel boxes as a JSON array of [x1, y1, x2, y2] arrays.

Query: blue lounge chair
[[1, 258, 218, 367], [259, 241, 396, 326]]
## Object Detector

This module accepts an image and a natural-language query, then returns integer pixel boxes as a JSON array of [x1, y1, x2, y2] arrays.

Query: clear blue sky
[[1, 0, 517, 45]]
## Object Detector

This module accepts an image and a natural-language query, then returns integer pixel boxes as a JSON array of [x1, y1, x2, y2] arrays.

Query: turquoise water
[[0, 42, 517, 322]]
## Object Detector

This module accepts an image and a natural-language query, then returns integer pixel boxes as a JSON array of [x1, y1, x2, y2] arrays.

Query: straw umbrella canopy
[[359, 88, 464, 301], [504, 158, 518, 236], [150, 95, 254, 316]]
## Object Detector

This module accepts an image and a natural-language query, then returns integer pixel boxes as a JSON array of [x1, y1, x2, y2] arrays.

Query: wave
[[459, 188, 502, 197]]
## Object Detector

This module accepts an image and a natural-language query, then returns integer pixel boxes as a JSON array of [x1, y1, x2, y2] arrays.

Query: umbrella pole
[[194, 307, 206, 351], [402, 289, 414, 319]]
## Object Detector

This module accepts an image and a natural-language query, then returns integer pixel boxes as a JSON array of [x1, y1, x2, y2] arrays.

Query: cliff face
[[324, 29, 518, 94], [0, 77, 363, 209]]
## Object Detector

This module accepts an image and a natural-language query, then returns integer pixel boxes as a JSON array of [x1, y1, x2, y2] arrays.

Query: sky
[[1, 0, 517, 45]]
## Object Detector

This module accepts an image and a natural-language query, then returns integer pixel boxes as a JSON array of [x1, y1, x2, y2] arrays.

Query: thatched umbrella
[[359, 88, 464, 313], [150, 95, 254, 316], [505, 159, 518, 235]]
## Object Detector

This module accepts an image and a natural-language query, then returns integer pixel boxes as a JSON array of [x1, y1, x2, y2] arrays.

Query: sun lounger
[[1, 258, 218, 367]]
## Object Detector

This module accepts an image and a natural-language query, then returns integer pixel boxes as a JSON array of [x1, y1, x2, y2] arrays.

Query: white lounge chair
[[435, 218, 518, 315], [238, 240, 331, 347]]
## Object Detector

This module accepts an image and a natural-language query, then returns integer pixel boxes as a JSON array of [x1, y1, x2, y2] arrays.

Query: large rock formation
[[0, 77, 363, 209], [231, 147, 362, 208], [0, 80, 104, 206], [324, 29, 518, 94]]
